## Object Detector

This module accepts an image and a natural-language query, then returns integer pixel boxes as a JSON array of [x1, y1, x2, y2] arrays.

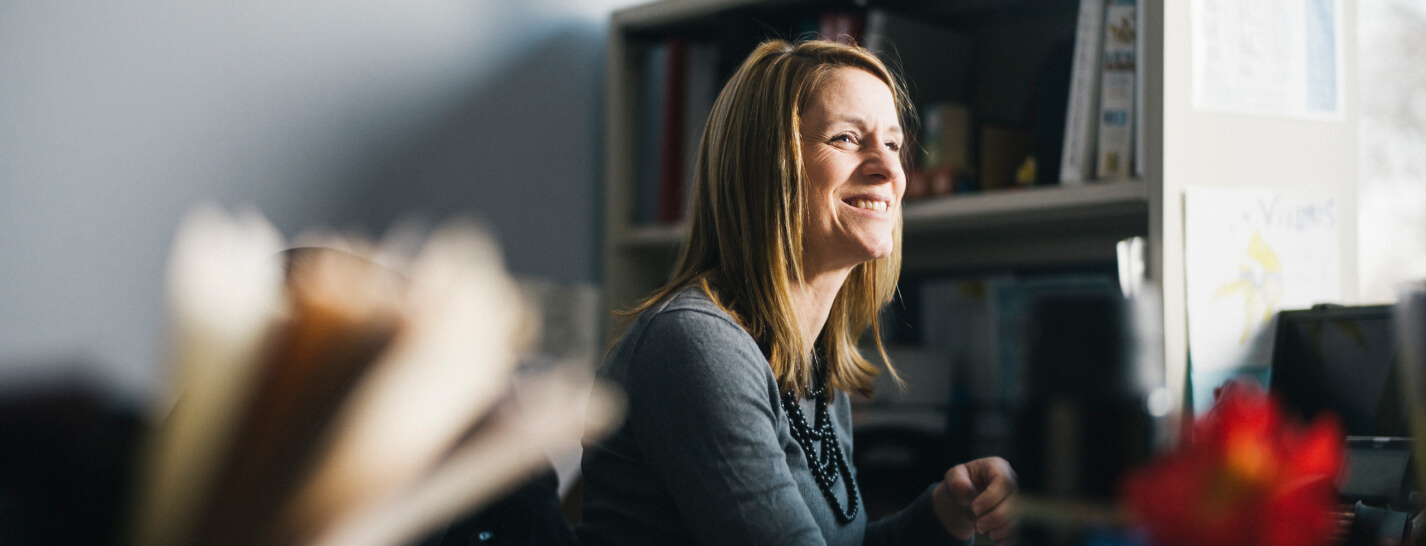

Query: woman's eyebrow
[[824, 116, 903, 135], [824, 115, 867, 128]]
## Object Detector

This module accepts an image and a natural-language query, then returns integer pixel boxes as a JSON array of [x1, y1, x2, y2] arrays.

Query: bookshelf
[[617, 181, 1147, 247], [602, 0, 1360, 443]]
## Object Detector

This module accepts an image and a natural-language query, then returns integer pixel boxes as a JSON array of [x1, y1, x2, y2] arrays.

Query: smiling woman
[[576, 40, 1018, 546], [799, 66, 906, 276]]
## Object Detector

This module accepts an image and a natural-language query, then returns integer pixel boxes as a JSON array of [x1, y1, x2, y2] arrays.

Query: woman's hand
[[931, 456, 1017, 544]]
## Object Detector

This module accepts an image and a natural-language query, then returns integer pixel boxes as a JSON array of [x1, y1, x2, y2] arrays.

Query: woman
[[578, 39, 1017, 545]]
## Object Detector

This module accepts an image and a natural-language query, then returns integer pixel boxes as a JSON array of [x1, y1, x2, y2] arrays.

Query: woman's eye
[[885, 141, 902, 152], [830, 134, 856, 145]]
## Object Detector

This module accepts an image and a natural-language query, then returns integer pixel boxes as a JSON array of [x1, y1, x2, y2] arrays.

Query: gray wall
[[0, 0, 628, 404]]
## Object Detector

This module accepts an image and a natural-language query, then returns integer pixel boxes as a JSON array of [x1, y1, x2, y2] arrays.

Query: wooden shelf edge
[[902, 180, 1148, 232]]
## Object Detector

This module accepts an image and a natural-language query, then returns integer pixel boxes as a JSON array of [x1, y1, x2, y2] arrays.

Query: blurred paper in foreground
[[130, 205, 623, 546]]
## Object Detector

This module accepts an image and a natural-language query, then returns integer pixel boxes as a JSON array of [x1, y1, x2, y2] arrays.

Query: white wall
[[0, 0, 634, 404], [1357, 0, 1426, 302]]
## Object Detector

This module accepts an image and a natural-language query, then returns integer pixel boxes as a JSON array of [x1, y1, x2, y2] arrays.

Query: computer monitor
[[1269, 305, 1409, 438]]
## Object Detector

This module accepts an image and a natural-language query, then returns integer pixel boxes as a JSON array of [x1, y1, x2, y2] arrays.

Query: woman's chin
[[804, 233, 896, 271], [851, 241, 896, 265]]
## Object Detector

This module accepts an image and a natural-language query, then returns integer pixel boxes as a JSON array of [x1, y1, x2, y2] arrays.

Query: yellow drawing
[[1213, 231, 1284, 345]]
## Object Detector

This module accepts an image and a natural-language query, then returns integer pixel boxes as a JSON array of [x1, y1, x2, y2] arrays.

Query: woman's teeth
[[852, 200, 888, 212]]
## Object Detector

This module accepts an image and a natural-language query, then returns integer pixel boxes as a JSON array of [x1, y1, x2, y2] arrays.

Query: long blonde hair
[[627, 39, 912, 399]]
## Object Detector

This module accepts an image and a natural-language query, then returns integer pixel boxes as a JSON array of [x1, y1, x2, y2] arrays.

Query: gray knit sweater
[[577, 288, 963, 546]]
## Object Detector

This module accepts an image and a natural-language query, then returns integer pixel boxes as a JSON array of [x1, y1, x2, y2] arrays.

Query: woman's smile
[[843, 196, 892, 213]]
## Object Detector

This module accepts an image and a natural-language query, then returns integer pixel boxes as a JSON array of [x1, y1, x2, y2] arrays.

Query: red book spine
[[656, 39, 689, 224], [819, 12, 864, 45]]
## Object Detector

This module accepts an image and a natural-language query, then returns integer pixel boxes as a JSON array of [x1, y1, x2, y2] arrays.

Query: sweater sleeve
[[625, 309, 826, 546], [862, 485, 970, 546]]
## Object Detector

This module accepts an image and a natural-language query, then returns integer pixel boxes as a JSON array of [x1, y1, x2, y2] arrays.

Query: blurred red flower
[[1122, 382, 1344, 546]]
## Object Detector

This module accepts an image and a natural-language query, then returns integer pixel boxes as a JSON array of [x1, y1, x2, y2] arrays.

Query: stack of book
[[1061, 0, 1142, 184]]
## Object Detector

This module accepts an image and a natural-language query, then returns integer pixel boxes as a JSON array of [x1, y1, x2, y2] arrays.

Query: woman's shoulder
[[613, 286, 771, 389], [638, 286, 744, 337]]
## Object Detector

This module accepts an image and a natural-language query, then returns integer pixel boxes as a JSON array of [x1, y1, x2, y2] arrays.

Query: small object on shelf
[[914, 102, 971, 198], [1015, 156, 1037, 187], [905, 168, 930, 201], [921, 103, 975, 179], [928, 167, 955, 196]]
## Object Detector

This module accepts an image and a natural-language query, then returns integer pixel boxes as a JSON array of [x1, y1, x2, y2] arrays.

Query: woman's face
[[798, 66, 905, 274]]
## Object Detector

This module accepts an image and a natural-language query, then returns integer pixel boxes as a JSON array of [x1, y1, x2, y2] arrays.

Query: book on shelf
[[633, 43, 667, 225], [1132, 1, 1145, 179], [1094, 0, 1137, 180], [1060, 0, 1107, 185], [633, 38, 720, 226], [679, 42, 719, 222], [654, 39, 688, 225], [818, 11, 864, 45]]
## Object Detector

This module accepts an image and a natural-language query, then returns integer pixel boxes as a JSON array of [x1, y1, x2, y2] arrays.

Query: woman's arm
[[862, 484, 968, 546], [860, 457, 1015, 546], [626, 309, 826, 545]]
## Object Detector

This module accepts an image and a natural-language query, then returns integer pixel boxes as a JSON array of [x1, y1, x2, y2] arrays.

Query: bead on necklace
[[780, 372, 859, 523]]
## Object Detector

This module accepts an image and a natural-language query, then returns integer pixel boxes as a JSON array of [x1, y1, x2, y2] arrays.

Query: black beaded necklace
[[780, 371, 859, 523]]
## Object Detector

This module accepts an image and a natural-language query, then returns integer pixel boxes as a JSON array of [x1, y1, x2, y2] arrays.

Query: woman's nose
[[861, 146, 903, 183]]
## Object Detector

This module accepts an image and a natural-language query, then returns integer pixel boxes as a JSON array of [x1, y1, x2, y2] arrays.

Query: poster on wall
[[1192, 0, 1343, 120], [1184, 188, 1341, 413]]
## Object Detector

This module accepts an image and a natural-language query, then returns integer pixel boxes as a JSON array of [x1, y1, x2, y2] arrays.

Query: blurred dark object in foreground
[[1015, 292, 1158, 545], [853, 426, 952, 520], [1343, 501, 1416, 546], [1016, 292, 1154, 500], [0, 375, 143, 546], [418, 470, 577, 546]]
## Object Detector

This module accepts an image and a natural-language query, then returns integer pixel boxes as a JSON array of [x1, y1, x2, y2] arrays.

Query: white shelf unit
[[601, 0, 1361, 428]]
